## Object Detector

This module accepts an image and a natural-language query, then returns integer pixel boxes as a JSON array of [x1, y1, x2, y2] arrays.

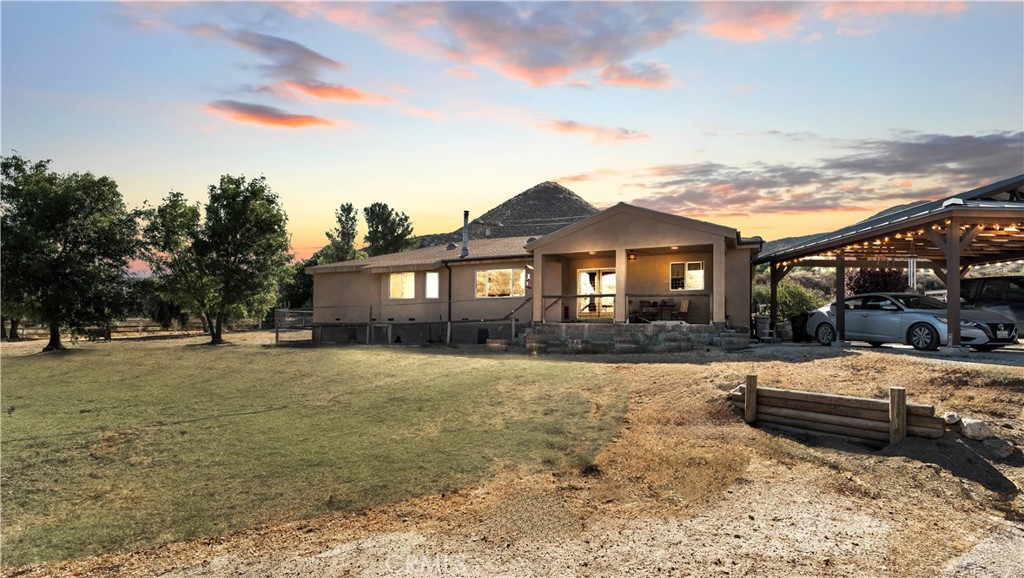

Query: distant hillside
[[762, 200, 931, 256], [418, 181, 599, 247]]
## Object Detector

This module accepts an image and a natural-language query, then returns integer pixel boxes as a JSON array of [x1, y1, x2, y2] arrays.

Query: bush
[[752, 282, 827, 321]]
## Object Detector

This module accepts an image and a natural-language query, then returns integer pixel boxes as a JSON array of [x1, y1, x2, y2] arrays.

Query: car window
[[861, 296, 892, 311], [843, 297, 864, 310], [1006, 279, 1024, 298], [892, 294, 945, 310]]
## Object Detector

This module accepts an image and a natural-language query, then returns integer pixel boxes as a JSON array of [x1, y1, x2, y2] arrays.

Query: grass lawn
[[0, 334, 626, 565]]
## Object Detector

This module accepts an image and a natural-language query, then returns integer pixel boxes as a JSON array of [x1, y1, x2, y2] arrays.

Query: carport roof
[[755, 174, 1024, 265]]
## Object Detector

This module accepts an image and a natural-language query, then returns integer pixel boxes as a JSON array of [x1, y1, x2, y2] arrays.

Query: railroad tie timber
[[730, 376, 944, 446]]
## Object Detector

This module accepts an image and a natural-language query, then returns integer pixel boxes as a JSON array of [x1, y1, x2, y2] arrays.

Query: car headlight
[[934, 316, 947, 324], [961, 320, 982, 329]]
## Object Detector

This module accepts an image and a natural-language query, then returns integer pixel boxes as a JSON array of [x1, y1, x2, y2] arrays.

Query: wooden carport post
[[835, 250, 846, 341], [926, 220, 980, 348]]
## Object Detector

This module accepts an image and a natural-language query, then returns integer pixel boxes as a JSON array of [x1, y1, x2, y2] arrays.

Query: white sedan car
[[806, 293, 1018, 351]]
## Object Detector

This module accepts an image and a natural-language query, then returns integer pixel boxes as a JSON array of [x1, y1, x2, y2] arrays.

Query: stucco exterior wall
[[312, 259, 533, 326]]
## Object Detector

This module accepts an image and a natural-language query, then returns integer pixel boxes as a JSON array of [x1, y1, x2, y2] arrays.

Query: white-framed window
[[389, 272, 415, 299], [670, 261, 705, 291], [425, 272, 439, 299], [475, 268, 526, 298]]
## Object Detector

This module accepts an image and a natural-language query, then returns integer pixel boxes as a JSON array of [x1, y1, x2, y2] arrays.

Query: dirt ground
[[4, 333, 1023, 577]]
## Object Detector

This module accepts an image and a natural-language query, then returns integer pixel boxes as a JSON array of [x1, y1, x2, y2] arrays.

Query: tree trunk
[[209, 315, 224, 344], [42, 322, 64, 352], [10, 319, 21, 340], [1, 318, 7, 340]]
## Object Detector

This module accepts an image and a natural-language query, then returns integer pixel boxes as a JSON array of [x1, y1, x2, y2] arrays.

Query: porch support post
[[713, 239, 726, 323], [532, 251, 544, 323], [615, 248, 628, 323]]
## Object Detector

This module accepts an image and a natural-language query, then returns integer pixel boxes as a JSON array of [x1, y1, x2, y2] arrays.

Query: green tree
[[1, 154, 139, 351], [144, 175, 292, 344], [363, 202, 415, 256], [320, 202, 359, 263]]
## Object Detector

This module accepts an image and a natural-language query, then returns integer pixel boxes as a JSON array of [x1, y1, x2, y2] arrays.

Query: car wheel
[[868, 342, 883, 348], [908, 323, 939, 351], [815, 323, 836, 346]]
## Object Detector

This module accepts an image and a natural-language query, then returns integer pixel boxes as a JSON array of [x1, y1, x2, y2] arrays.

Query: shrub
[[752, 282, 827, 322]]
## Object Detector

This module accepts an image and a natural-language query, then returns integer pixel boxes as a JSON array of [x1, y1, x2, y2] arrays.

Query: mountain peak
[[418, 182, 599, 247]]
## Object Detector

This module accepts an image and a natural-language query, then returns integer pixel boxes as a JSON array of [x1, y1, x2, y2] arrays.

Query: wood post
[[889, 387, 907, 444], [744, 375, 758, 423]]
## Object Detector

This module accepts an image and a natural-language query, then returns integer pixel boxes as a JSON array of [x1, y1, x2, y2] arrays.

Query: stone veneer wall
[[525, 322, 749, 353]]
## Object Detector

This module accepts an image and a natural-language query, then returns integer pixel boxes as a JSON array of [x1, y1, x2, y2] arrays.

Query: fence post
[[387, 323, 392, 346], [744, 374, 758, 423], [889, 387, 907, 444]]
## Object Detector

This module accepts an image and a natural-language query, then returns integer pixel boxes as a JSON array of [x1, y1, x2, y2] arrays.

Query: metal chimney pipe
[[460, 210, 470, 258]]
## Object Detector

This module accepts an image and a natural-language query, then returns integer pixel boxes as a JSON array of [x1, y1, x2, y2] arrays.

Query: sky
[[3, 1, 1023, 260]]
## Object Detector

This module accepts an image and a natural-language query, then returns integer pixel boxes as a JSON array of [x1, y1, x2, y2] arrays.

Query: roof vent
[[446, 242, 457, 250], [942, 198, 964, 208]]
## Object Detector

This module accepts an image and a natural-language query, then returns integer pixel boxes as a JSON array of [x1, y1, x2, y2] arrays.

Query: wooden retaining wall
[[730, 375, 945, 447]]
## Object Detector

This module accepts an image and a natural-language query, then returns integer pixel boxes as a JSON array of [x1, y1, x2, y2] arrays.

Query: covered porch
[[532, 245, 721, 324], [525, 203, 762, 330]]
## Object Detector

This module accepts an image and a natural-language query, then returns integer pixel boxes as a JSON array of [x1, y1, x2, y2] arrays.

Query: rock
[[982, 438, 1015, 459], [959, 417, 994, 441], [941, 412, 961, 425]]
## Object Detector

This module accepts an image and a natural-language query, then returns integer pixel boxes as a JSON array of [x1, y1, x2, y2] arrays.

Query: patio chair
[[670, 298, 690, 321]]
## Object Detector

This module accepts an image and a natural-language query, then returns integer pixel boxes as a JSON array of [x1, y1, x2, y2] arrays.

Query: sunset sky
[[3, 1, 1022, 259]]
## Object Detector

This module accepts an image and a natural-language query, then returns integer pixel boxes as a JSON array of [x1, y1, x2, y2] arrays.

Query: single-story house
[[307, 203, 762, 344]]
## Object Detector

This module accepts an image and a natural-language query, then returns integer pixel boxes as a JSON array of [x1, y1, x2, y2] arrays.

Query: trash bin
[[790, 313, 810, 342], [754, 315, 771, 339]]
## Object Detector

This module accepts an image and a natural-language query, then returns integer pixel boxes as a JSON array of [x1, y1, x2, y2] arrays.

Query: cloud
[[599, 62, 674, 89], [206, 100, 332, 128], [822, 131, 1024, 187], [307, 2, 692, 87], [623, 131, 1023, 217], [699, 2, 805, 43], [188, 25, 342, 82], [446, 66, 479, 79], [819, 1, 967, 37], [541, 120, 649, 144], [279, 80, 395, 104]]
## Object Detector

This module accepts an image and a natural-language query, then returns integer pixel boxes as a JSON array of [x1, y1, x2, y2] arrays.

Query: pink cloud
[[820, 2, 967, 20], [206, 100, 333, 128], [699, 3, 805, 43], [280, 81, 395, 104], [541, 120, 649, 144], [446, 66, 479, 79], [302, 2, 691, 87], [599, 62, 674, 89]]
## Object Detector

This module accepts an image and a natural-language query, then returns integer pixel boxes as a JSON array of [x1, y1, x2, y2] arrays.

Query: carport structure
[[755, 174, 1024, 350]]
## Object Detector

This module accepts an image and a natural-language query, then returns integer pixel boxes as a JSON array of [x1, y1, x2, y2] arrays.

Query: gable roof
[[307, 236, 534, 274], [525, 202, 741, 251]]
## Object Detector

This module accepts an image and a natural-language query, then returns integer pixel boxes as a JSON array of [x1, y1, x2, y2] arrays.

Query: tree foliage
[[846, 268, 908, 295], [363, 202, 415, 256], [752, 281, 826, 323], [1, 154, 139, 351], [144, 175, 291, 344], [320, 202, 359, 263]]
